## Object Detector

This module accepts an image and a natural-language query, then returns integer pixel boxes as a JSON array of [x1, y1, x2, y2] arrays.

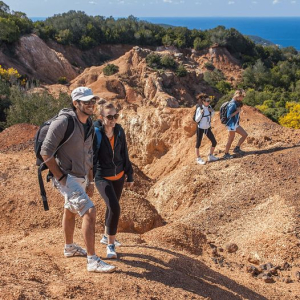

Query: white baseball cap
[[71, 87, 99, 102]]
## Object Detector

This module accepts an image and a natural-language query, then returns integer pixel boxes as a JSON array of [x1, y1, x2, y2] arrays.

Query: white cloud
[[228, 1, 235, 4], [163, 0, 173, 3], [88, 1, 97, 4], [252, 1, 258, 3], [273, 0, 280, 4], [291, 0, 296, 3]]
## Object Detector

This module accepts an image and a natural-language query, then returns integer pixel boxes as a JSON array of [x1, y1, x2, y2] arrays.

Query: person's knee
[[212, 140, 217, 147], [64, 209, 76, 221], [111, 203, 120, 217], [84, 207, 96, 223]]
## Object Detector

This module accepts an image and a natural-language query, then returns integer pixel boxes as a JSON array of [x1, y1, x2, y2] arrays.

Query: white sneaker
[[207, 154, 219, 162], [107, 244, 117, 259], [87, 256, 116, 273], [100, 235, 122, 247], [64, 244, 87, 257], [196, 157, 206, 165]]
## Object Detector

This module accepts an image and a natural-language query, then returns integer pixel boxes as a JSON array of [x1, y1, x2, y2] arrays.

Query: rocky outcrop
[[1, 34, 79, 83]]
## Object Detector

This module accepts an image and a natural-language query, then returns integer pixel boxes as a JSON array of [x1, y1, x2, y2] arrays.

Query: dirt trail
[[0, 105, 300, 299]]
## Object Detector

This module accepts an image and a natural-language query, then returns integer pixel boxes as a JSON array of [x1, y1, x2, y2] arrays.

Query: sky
[[2, 0, 300, 18]]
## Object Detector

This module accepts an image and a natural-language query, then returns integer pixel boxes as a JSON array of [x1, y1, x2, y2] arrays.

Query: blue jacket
[[226, 99, 240, 128]]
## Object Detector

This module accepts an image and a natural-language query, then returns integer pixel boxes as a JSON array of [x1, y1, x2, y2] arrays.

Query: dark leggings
[[196, 127, 217, 149], [95, 175, 125, 235]]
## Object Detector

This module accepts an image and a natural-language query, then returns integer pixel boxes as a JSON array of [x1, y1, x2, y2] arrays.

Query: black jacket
[[93, 120, 133, 182]]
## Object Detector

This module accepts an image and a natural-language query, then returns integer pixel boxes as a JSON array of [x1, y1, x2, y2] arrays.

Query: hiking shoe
[[107, 244, 117, 259], [207, 154, 219, 162], [64, 244, 87, 257], [233, 146, 245, 155], [100, 235, 122, 247], [223, 153, 233, 160], [87, 256, 116, 273], [196, 157, 206, 165]]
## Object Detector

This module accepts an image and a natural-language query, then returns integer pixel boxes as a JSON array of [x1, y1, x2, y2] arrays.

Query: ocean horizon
[[31, 16, 300, 50]]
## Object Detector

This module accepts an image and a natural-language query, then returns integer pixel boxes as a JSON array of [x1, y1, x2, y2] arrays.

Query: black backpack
[[219, 101, 229, 124], [34, 110, 75, 211]]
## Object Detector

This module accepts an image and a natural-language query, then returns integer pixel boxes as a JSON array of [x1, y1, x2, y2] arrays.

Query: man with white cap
[[41, 86, 116, 273]]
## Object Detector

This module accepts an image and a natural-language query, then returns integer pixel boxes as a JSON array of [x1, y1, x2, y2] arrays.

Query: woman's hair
[[233, 89, 246, 100], [197, 93, 209, 102], [94, 98, 116, 118]]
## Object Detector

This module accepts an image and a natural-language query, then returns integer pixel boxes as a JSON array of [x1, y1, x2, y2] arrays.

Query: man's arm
[[41, 155, 67, 185]]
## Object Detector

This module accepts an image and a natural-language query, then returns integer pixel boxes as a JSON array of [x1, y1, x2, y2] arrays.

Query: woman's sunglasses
[[104, 114, 119, 120]]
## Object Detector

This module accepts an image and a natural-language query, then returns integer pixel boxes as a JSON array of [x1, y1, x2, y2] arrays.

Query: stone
[[262, 275, 275, 283], [226, 243, 238, 253]]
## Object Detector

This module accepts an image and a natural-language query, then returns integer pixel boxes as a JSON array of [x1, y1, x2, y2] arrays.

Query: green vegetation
[[6, 87, 70, 126], [1, 2, 300, 128], [57, 76, 68, 84], [103, 64, 119, 76]]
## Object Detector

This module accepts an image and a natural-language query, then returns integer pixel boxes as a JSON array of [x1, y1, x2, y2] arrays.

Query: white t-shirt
[[195, 106, 215, 130]]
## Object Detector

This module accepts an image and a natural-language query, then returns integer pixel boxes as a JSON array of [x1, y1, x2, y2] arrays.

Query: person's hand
[[236, 107, 241, 113], [124, 181, 134, 189], [58, 174, 67, 186], [86, 183, 94, 197], [208, 108, 214, 113]]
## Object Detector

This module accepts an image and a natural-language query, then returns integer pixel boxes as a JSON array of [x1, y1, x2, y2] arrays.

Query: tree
[[0, 17, 20, 43]]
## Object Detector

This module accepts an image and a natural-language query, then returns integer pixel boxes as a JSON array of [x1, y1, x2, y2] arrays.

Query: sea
[[31, 17, 300, 50]]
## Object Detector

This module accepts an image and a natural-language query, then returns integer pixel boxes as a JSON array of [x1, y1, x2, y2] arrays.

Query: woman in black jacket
[[93, 99, 134, 259]]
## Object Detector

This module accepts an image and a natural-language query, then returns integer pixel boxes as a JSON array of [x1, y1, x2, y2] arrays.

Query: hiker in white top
[[195, 94, 218, 165]]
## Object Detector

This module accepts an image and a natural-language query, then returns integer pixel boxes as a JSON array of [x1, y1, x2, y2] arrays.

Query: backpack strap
[[38, 114, 75, 211]]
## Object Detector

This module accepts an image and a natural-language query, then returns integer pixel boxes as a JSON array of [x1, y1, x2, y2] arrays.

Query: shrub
[[176, 64, 187, 77], [103, 64, 119, 76], [5, 87, 71, 126], [146, 53, 161, 68], [279, 102, 300, 129], [215, 81, 231, 94], [57, 76, 68, 84], [160, 54, 176, 69], [204, 62, 215, 71]]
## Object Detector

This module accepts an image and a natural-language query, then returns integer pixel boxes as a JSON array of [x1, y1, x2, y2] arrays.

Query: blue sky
[[3, 0, 300, 17]]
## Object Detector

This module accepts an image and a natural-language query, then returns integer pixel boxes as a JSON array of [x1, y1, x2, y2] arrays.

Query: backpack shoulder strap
[[94, 126, 102, 150], [59, 114, 75, 146]]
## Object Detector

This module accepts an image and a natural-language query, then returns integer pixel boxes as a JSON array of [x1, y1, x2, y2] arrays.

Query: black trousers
[[95, 175, 125, 235], [196, 127, 217, 149]]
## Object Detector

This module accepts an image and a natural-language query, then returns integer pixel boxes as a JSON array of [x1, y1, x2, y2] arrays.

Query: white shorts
[[226, 124, 240, 132], [54, 174, 94, 217]]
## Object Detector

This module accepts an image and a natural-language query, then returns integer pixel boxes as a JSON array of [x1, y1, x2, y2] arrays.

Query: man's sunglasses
[[79, 99, 97, 105], [104, 114, 119, 120], [203, 99, 210, 102]]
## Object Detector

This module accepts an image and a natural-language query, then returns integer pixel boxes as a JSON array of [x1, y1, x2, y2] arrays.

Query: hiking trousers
[[196, 127, 217, 148], [95, 175, 125, 235]]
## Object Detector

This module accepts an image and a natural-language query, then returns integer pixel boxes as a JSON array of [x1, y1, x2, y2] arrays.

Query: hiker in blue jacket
[[93, 99, 134, 259], [223, 89, 248, 159]]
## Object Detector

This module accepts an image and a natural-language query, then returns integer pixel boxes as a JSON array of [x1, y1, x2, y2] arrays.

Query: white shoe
[[196, 157, 206, 165], [107, 244, 117, 259], [87, 256, 116, 273], [207, 154, 219, 162], [64, 243, 87, 257], [100, 235, 122, 247]]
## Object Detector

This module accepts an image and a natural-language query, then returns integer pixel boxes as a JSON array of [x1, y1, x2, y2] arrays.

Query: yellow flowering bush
[[279, 102, 300, 129], [0, 65, 21, 84]]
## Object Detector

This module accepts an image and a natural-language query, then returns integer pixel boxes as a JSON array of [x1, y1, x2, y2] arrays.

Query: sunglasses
[[203, 99, 210, 102], [104, 113, 119, 120], [80, 99, 97, 105]]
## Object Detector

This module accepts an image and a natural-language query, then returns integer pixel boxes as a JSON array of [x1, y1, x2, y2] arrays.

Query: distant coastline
[[30, 16, 300, 50]]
